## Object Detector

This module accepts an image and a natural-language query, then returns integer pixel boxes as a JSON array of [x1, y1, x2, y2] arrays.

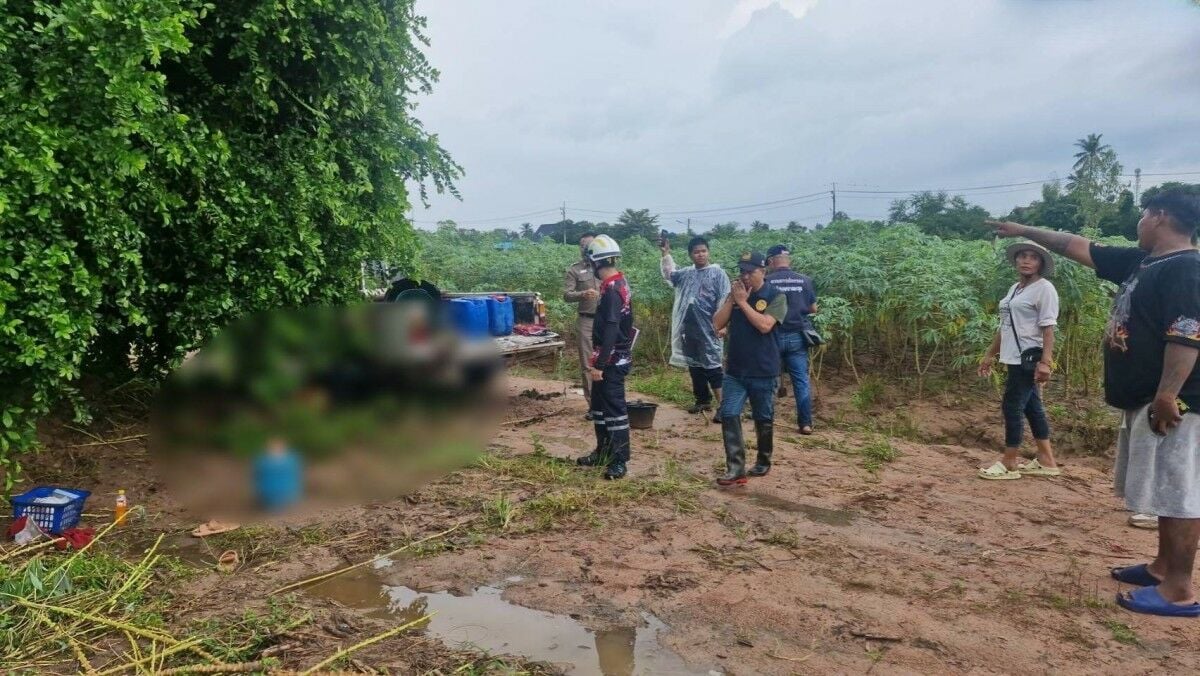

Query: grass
[[628, 367, 693, 407], [1103, 619, 1138, 646], [187, 597, 308, 663], [850, 375, 885, 413], [473, 451, 706, 532], [483, 494, 518, 531], [859, 438, 899, 473], [0, 527, 294, 673]]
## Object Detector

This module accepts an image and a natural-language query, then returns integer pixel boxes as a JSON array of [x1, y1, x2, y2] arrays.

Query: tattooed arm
[[1151, 343, 1200, 434], [986, 220, 1095, 269]]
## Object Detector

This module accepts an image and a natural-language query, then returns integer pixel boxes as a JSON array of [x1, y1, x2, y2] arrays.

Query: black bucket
[[627, 401, 658, 429]]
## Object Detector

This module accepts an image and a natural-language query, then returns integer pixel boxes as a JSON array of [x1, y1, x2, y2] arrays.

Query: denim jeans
[[719, 374, 778, 421], [778, 331, 813, 426], [1002, 364, 1050, 448]]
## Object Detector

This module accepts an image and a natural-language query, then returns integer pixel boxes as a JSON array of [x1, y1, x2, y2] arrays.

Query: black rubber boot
[[748, 420, 774, 477], [578, 413, 609, 466], [717, 417, 747, 486], [577, 446, 608, 466]]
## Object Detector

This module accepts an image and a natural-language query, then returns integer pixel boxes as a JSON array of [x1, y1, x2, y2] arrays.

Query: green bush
[[0, 0, 457, 487]]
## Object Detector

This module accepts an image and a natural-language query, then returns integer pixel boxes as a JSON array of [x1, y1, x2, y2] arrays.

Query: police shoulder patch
[[755, 299, 768, 312]]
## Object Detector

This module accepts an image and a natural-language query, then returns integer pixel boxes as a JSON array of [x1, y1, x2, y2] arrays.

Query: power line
[[410, 207, 560, 225], [414, 168, 1200, 226]]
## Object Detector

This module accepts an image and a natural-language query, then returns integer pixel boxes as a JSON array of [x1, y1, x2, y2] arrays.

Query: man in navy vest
[[765, 244, 819, 434], [713, 251, 788, 485]]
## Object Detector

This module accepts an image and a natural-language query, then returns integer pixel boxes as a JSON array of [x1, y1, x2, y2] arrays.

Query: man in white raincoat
[[661, 235, 731, 417]]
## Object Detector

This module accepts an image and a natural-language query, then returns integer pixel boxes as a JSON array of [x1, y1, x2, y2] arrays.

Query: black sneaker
[[687, 402, 712, 414], [583, 411, 594, 421], [604, 462, 627, 480]]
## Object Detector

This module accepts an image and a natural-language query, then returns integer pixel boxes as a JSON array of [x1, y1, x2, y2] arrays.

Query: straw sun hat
[[1005, 241, 1054, 277]]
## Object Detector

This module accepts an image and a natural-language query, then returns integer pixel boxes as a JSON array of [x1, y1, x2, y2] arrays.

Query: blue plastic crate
[[10, 486, 91, 535]]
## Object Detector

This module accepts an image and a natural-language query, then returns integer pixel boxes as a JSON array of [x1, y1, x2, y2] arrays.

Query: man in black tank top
[[712, 251, 788, 486]]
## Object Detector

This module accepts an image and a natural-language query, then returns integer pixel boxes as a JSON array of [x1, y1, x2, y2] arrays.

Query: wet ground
[[30, 373, 1200, 674], [305, 562, 711, 675]]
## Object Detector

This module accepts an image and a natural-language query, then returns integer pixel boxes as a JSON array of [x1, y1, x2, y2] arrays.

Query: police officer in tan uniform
[[564, 232, 601, 416]]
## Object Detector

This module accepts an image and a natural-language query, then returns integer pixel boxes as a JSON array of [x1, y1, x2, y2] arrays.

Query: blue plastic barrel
[[253, 447, 303, 512], [448, 298, 489, 338], [486, 296, 514, 336]]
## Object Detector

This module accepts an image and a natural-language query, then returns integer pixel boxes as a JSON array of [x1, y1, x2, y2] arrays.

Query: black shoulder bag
[[1006, 286, 1042, 373]]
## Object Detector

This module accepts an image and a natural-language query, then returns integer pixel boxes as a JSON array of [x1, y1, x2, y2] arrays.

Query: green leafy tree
[[1007, 183, 1084, 233], [1140, 182, 1200, 206], [613, 208, 660, 241], [707, 222, 740, 238], [0, 0, 458, 484], [520, 223, 534, 239], [750, 220, 771, 232], [1097, 190, 1140, 239], [888, 192, 992, 240]]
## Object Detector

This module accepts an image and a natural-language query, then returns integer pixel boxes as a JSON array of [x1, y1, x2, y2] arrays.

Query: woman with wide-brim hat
[[977, 241, 1062, 480]]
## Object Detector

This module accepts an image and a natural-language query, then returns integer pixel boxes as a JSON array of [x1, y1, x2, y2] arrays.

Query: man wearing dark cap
[[712, 251, 788, 485], [765, 244, 819, 434], [991, 186, 1200, 618]]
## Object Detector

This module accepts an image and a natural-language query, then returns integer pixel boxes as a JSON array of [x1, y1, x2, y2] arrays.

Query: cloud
[[720, 0, 820, 38], [410, 0, 1200, 228]]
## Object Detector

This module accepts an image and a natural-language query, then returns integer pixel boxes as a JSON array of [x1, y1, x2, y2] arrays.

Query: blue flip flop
[[1116, 585, 1200, 618], [1111, 563, 1161, 587]]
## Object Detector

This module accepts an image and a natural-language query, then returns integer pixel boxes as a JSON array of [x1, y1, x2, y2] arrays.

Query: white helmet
[[586, 234, 621, 264]]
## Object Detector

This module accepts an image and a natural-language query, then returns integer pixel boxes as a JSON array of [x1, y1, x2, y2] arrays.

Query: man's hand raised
[[986, 220, 1026, 239]]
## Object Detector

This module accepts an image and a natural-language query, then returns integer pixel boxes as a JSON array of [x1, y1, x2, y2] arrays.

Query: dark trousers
[[689, 366, 724, 406], [590, 363, 631, 462], [1002, 364, 1050, 448]]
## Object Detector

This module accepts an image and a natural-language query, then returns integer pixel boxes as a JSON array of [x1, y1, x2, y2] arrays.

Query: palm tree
[[1072, 133, 1109, 172], [1069, 133, 1122, 198], [519, 222, 533, 239]]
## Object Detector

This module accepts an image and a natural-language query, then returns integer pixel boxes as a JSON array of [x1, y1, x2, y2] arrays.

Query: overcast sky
[[409, 0, 1200, 231]]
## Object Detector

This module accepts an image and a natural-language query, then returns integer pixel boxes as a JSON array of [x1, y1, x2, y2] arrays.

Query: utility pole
[[1134, 168, 1142, 204], [830, 182, 837, 223], [561, 201, 567, 244]]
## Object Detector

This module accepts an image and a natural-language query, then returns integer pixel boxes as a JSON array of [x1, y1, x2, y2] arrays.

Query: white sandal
[[977, 461, 1021, 480], [1016, 459, 1061, 477]]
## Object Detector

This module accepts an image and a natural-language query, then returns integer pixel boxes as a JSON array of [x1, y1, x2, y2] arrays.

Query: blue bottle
[[253, 438, 303, 511]]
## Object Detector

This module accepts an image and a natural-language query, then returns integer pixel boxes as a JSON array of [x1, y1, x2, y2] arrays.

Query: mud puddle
[[743, 491, 857, 526], [306, 564, 713, 675]]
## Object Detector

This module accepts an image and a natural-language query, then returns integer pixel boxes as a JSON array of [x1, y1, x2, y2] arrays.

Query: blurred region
[[151, 300, 507, 521]]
